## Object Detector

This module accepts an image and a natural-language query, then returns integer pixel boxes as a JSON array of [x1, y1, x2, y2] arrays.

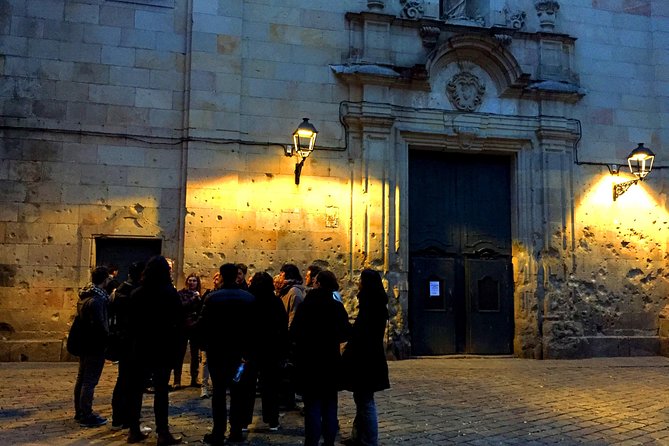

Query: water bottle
[[233, 362, 245, 383]]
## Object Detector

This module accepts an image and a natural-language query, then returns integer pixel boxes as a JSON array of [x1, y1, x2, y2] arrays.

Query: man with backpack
[[72, 266, 110, 428]]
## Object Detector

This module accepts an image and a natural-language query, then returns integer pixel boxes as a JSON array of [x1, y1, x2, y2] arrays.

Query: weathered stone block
[[584, 336, 659, 357], [0, 340, 63, 361], [101, 46, 136, 66]]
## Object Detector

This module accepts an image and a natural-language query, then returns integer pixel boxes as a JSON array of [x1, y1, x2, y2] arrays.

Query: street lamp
[[285, 118, 318, 185], [611, 143, 655, 201]]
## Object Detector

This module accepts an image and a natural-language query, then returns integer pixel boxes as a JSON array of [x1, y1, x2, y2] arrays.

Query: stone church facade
[[1, 0, 668, 360]]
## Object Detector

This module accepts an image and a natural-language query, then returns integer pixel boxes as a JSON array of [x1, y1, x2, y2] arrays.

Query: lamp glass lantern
[[284, 118, 318, 185], [292, 118, 318, 159], [627, 143, 655, 180], [612, 143, 656, 201]]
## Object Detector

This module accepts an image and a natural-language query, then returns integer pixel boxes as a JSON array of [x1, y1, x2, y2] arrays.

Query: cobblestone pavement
[[2, 357, 669, 445]]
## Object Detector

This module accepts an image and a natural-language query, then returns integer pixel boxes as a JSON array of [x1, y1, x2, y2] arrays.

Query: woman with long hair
[[243, 272, 289, 431], [173, 272, 202, 389], [126, 256, 183, 445], [340, 269, 390, 446]]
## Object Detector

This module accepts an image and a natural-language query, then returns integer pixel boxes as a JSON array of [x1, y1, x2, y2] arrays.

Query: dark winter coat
[[76, 284, 110, 355], [197, 286, 256, 361], [128, 283, 182, 366], [254, 289, 289, 363], [106, 279, 140, 361], [340, 288, 390, 393], [176, 288, 202, 331], [290, 287, 350, 396], [108, 279, 140, 345]]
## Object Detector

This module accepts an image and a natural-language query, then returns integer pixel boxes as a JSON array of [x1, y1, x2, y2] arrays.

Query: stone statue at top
[[443, 0, 485, 26], [445, 0, 468, 19]]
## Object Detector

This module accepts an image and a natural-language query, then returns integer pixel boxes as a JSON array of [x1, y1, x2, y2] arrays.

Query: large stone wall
[[1, 0, 668, 360]]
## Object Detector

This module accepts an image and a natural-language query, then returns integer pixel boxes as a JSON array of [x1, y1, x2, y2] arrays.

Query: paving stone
[[2, 357, 669, 445]]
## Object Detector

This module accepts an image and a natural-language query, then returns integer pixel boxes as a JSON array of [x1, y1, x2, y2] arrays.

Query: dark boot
[[157, 431, 182, 446], [127, 429, 149, 443]]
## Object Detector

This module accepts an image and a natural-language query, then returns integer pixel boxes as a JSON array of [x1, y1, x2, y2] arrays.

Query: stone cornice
[[344, 11, 577, 44]]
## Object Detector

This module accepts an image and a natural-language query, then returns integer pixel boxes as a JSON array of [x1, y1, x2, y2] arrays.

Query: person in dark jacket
[[126, 256, 183, 445], [243, 271, 289, 431], [276, 263, 305, 410], [173, 272, 202, 389], [290, 270, 350, 446], [109, 261, 145, 431], [340, 269, 390, 446], [198, 263, 257, 446], [73, 266, 110, 428]]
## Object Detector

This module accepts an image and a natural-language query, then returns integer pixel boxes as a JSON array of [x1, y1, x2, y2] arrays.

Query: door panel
[[409, 149, 514, 355], [95, 237, 162, 282], [460, 154, 512, 254], [408, 151, 459, 254], [466, 258, 513, 354], [410, 257, 457, 355]]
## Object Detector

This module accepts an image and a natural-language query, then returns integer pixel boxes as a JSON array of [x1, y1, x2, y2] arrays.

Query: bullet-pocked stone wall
[[1, 0, 668, 360]]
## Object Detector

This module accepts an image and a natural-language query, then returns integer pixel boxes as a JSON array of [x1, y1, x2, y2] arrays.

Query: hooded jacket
[[76, 284, 110, 355]]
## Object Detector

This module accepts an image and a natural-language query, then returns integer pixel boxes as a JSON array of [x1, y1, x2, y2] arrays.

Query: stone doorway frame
[[344, 103, 580, 358]]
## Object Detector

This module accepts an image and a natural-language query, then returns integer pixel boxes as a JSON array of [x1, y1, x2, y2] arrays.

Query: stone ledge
[[0, 339, 74, 362], [543, 336, 660, 359], [583, 336, 659, 358]]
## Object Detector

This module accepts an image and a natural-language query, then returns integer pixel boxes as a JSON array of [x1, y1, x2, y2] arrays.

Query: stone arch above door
[[426, 34, 530, 99]]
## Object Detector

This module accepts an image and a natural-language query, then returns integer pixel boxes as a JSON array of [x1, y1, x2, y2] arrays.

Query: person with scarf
[[73, 266, 110, 428]]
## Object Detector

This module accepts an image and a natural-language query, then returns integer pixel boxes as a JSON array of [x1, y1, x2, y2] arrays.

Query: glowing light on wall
[[575, 173, 668, 244]]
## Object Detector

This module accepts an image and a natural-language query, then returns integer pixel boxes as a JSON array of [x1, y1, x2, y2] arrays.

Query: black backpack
[[66, 315, 87, 356]]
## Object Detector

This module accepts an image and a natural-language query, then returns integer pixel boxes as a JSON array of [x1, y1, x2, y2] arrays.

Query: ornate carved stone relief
[[446, 71, 486, 112], [367, 0, 385, 11], [419, 26, 440, 48], [535, 0, 560, 31], [400, 0, 425, 19], [504, 9, 527, 30], [494, 34, 512, 46]]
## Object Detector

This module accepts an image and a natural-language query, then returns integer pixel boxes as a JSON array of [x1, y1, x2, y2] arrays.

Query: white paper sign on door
[[429, 280, 440, 297]]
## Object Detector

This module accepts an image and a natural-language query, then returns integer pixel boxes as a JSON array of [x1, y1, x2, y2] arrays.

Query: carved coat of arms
[[446, 71, 486, 111]]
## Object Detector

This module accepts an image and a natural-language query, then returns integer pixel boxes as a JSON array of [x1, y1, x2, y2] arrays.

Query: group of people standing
[[71, 257, 390, 446]]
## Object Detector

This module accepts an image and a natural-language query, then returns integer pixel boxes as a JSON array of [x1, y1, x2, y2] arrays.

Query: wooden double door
[[409, 150, 514, 355], [95, 237, 162, 283]]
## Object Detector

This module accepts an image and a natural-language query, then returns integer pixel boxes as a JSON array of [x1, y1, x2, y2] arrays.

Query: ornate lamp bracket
[[613, 179, 639, 201]]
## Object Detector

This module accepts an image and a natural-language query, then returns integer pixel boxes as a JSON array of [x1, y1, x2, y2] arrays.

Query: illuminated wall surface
[[0, 0, 667, 360]]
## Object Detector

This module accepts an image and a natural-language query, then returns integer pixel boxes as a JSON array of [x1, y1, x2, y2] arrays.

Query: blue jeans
[[352, 391, 378, 446], [303, 391, 338, 446], [74, 353, 106, 418]]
